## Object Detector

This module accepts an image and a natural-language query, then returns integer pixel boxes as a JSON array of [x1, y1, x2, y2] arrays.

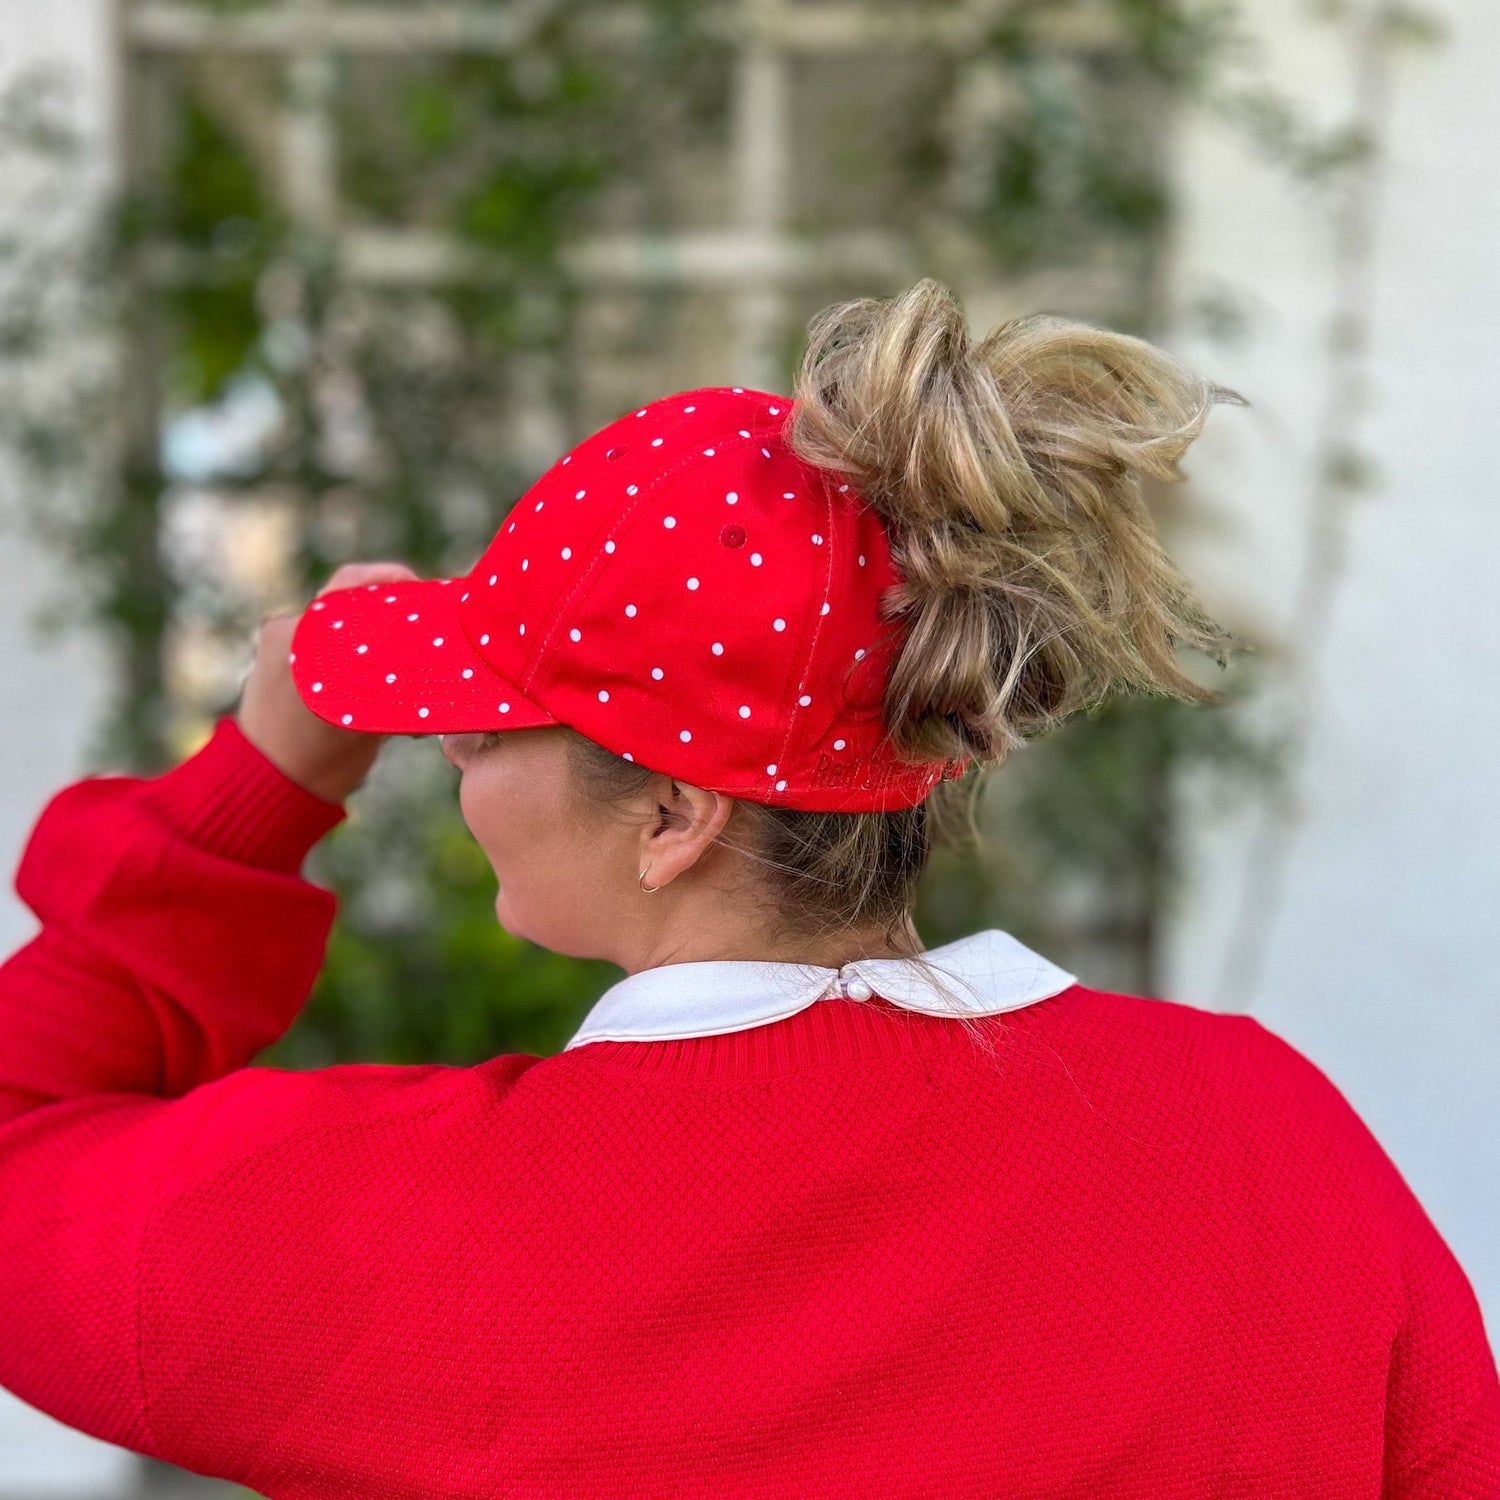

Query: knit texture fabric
[[0, 714, 1496, 1499]]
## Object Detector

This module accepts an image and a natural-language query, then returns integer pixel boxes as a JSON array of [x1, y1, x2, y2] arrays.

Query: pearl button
[[844, 977, 873, 1002]]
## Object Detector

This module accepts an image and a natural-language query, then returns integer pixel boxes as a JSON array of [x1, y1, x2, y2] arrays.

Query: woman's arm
[[0, 560, 416, 1450], [0, 712, 348, 1448], [1239, 1018, 1500, 1497], [0, 713, 349, 1120], [1379, 1171, 1500, 1496]]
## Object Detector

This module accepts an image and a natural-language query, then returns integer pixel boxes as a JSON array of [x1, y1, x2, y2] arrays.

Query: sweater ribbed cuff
[[137, 715, 348, 874]]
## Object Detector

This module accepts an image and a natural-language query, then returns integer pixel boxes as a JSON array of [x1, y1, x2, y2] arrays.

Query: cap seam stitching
[[516, 428, 769, 697], [511, 424, 801, 783], [766, 470, 837, 785]]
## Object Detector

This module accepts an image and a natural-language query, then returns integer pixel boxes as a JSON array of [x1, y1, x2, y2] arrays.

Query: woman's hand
[[235, 561, 420, 805]]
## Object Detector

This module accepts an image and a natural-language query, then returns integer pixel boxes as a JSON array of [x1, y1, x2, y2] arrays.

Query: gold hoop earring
[[638, 868, 661, 894]]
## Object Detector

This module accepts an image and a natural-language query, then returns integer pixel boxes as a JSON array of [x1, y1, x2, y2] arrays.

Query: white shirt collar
[[563, 928, 1076, 1049]]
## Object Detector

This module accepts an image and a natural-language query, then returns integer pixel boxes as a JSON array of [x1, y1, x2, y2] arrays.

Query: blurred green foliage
[[0, 0, 1346, 1066], [160, 92, 280, 404]]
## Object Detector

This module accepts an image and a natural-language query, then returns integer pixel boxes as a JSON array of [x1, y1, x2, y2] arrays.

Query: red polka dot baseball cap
[[290, 385, 972, 811]]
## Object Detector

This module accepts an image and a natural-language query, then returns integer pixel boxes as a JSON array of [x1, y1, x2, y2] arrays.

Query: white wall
[[0, 4, 146, 1495], [1166, 0, 1499, 1344]]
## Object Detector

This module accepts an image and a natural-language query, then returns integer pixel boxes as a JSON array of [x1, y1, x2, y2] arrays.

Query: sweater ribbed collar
[[562, 928, 1075, 1052]]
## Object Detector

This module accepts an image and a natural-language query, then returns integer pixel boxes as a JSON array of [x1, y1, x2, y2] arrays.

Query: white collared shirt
[[563, 927, 1077, 1049]]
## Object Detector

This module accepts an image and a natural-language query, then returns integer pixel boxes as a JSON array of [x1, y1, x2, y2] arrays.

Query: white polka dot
[[462, 668, 474, 679], [433, 636, 444, 647], [461, 592, 470, 602], [563, 454, 572, 463], [761, 447, 770, 458], [356, 643, 368, 653], [623, 751, 634, 762], [575, 489, 586, 499], [626, 485, 637, 496], [679, 729, 691, 742], [332, 620, 344, 629], [685, 405, 696, 413], [703, 448, 715, 456], [733, 387, 744, 393], [858, 555, 866, 567], [775, 779, 787, 791], [686, 577, 699, 590], [798, 694, 811, 706], [521, 559, 529, 571], [507, 521, 515, 531], [418, 707, 429, 719], [711, 642, 723, 655], [384, 595, 397, 603], [480, 633, 490, 645], [561, 547, 572, 560], [569, 628, 581, 642], [342, 714, 353, 725], [738, 705, 751, 719], [773, 618, 786, 631], [386, 673, 397, 683], [651, 667, 664, 680], [811, 534, 823, 545], [534, 501, 543, 512], [838, 484, 849, 492], [854, 648, 866, 660], [365, 583, 378, 590], [738, 429, 749, 438], [834, 739, 846, 751], [311, 601, 325, 610], [782, 492, 794, 499], [598, 689, 610, 703], [651, 437, 663, 447], [636, 408, 647, 417], [489, 574, 498, 585], [663, 516, 676, 528], [820, 602, 830, 615], [519, 623, 526, 636], [750, 553, 762, 566], [407, 613, 419, 621], [625, 604, 637, 617], [312, 681, 323, 692], [725, 491, 738, 504], [606, 540, 616, 553], [769, 406, 780, 415], [499, 703, 511, 713], [288, 652, 295, 663], [766, 763, 777, 775]]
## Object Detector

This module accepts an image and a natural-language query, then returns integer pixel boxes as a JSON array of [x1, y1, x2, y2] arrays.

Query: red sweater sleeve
[[1236, 1020, 1500, 1498], [1380, 1155, 1500, 1496], [0, 714, 348, 1454]]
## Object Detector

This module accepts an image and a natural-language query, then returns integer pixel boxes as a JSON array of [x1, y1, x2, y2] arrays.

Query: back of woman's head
[[567, 277, 1238, 982]]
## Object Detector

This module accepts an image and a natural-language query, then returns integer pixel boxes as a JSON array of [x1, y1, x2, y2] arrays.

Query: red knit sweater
[[1, 714, 1496, 1499]]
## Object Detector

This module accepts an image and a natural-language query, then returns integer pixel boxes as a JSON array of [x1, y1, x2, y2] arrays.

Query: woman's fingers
[[231, 562, 425, 802], [314, 562, 421, 599]]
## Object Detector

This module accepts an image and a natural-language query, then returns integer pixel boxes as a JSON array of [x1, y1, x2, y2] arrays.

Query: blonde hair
[[566, 277, 1238, 1063], [788, 277, 1238, 764]]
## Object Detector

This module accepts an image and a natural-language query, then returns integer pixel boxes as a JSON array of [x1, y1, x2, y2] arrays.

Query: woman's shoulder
[[1024, 981, 1417, 1241], [1044, 979, 1347, 1095]]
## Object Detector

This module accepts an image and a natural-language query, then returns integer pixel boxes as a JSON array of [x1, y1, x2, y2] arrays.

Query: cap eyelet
[[720, 523, 747, 548]]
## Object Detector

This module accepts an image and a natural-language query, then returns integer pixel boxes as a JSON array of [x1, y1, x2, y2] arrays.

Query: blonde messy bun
[[785, 277, 1240, 766]]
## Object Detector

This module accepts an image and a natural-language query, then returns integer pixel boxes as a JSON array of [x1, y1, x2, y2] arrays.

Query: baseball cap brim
[[289, 575, 559, 736]]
